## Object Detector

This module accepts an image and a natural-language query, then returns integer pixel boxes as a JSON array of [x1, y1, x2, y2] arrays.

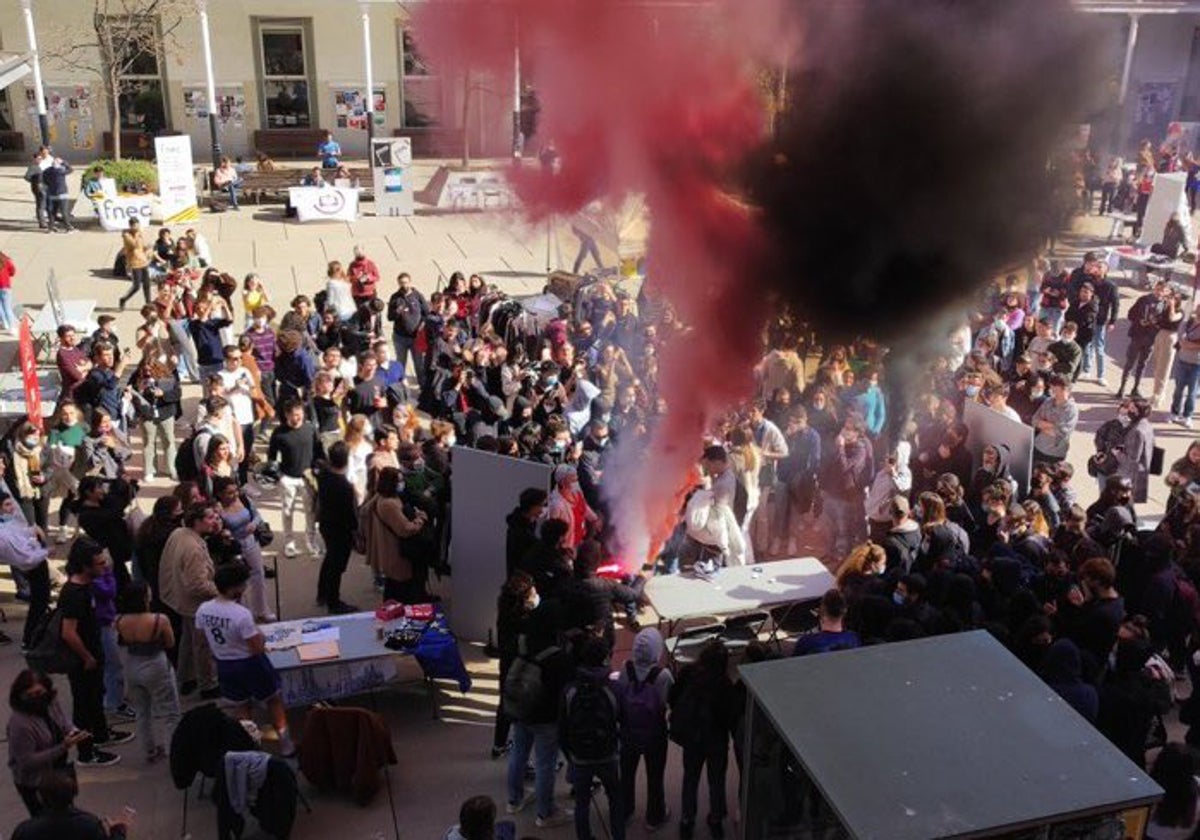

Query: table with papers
[[262, 609, 469, 709]]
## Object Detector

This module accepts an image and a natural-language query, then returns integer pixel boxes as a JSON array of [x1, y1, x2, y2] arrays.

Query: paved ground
[[0, 162, 1194, 839]]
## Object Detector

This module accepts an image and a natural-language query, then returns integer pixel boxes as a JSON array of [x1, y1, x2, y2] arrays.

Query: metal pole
[[19, 0, 49, 147], [198, 0, 222, 169], [513, 18, 522, 157], [361, 2, 375, 144], [1118, 13, 1140, 105]]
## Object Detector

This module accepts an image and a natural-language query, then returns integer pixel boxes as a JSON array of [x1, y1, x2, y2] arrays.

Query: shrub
[[86, 158, 158, 193]]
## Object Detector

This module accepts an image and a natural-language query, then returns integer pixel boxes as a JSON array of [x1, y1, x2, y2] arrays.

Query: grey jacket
[[6, 702, 73, 787], [1032, 397, 1078, 459]]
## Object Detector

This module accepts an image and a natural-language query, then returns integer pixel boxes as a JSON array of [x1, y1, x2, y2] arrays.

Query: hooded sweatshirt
[[1040, 639, 1099, 723], [616, 628, 674, 707]]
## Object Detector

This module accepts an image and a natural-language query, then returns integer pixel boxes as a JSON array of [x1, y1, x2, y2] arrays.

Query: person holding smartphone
[[6, 669, 93, 816]]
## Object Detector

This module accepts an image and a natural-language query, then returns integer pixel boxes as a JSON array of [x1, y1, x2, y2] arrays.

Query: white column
[[19, 0, 49, 146], [361, 2, 375, 141], [513, 19, 521, 156], [197, 0, 222, 168]]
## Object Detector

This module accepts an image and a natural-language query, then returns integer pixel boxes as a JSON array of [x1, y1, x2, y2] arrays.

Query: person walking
[[114, 580, 180, 764], [267, 398, 323, 558], [118, 218, 151, 310]]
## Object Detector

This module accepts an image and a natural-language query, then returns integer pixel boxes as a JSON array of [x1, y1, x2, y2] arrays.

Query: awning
[[0, 52, 33, 93]]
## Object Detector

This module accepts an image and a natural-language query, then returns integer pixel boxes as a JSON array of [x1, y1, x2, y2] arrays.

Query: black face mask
[[22, 692, 52, 713]]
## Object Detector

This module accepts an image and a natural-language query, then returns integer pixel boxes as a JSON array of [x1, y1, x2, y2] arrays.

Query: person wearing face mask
[[6, 669, 94, 815], [1032, 375, 1079, 466], [792, 589, 860, 656], [545, 464, 599, 549], [577, 420, 610, 515], [506, 489, 548, 578], [493, 571, 539, 760], [362, 466, 428, 604], [0, 491, 51, 649], [1110, 397, 1154, 503]]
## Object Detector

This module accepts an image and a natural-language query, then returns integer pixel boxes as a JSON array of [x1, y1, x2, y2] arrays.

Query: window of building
[[0, 88, 13, 132], [108, 17, 167, 132], [260, 25, 311, 128], [400, 29, 442, 127]]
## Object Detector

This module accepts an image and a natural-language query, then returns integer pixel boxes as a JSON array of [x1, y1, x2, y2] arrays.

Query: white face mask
[[529, 592, 540, 610], [446, 436, 457, 448]]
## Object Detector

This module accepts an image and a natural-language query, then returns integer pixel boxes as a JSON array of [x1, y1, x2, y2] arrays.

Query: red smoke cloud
[[416, 0, 781, 563]]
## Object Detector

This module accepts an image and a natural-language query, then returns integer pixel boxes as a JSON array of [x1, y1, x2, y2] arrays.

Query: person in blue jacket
[[852, 366, 887, 440]]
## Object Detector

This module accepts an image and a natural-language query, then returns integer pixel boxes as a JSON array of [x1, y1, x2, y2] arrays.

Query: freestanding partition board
[[448, 447, 552, 642]]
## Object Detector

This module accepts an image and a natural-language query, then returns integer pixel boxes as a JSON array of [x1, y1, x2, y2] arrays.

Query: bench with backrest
[[102, 130, 158, 158], [254, 129, 328, 160], [203, 167, 373, 205]]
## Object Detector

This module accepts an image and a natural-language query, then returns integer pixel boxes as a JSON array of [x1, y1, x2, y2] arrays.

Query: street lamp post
[[197, 0, 222, 170], [512, 19, 521, 157], [361, 2, 375, 144], [19, 0, 49, 147]]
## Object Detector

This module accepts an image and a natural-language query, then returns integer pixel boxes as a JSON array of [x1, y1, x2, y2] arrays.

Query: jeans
[[122, 650, 180, 758], [681, 741, 728, 826], [0, 289, 15, 331], [170, 319, 200, 381], [317, 535, 352, 607], [1172, 359, 1200, 419], [20, 561, 51, 649], [573, 760, 625, 840], [142, 418, 177, 479], [48, 196, 71, 230], [573, 232, 603, 274], [67, 665, 111, 760], [1099, 182, 1116, 215], [392, 333, 424, 384], [1120, 338, 1155, 395], [1153, 330, 1178, 402], [121, 267, 151, 306], [238, 536, 270, 619], [1082, 325, 1108, 378], [621, 736, 668, 826], [507, 721, 560, 819], [100, 624, 125, 711], [225, 182, 241, 209], [279, 475, 316, 546], [31, 186, 46, 228], [823, 495, 864, 561]]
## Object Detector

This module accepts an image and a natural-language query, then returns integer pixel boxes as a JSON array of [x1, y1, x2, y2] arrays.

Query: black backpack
[[669, 677, 712, 748], [562, 676, 619, 766], [174, 430, 201, 481], [24, 608, 79, 674], [502, 643, 559, 723]]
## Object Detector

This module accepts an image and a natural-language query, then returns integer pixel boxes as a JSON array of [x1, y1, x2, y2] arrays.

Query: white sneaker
[[535, 811, 572, 829], [284, 542, 299, 558], [507, 792, 535, 814], [1185, 418, 1195, 430], [305, 538, 322, 556]]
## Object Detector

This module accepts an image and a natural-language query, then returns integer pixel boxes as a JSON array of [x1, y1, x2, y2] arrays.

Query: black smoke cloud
[[745, 0, 1104, 341]]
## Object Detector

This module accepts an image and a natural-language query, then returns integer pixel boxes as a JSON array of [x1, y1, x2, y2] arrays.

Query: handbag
[[1087, 450, 1120, 478], [1151, 445, 1165, 476], [253, 520, 274, 547]]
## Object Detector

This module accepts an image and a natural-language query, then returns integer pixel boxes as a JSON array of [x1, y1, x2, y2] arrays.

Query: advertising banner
[[288, 186, 359, 223], [154, 135, 200, 224], [370, 137, 414, 217]]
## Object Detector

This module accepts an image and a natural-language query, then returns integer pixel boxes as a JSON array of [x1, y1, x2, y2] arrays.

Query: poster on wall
[[1133, 81, 1177, 149], [370, 137, 413, 216], [154, 135, 199, 224], [26, 84, 94, 151], [1165, 121, 1200, 155], [332, 86, 386, 130], [182, 85, 246, 128]]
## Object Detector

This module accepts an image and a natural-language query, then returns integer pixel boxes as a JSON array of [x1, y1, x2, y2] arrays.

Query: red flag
[[18, 315, 42, 430]]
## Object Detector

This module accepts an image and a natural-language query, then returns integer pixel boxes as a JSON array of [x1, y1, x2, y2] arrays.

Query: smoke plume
[[415, 0, 1099, 566]]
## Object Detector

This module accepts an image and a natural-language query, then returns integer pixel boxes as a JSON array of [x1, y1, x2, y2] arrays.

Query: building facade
[[0, 0, 519, 162]]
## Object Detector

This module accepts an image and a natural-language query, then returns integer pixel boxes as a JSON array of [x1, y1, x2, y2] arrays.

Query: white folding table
[[645, 556, 835, 639]]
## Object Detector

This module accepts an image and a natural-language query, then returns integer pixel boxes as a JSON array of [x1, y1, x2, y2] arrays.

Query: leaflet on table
[[300, 627, 341, 644], [263, 623, 303, 651]]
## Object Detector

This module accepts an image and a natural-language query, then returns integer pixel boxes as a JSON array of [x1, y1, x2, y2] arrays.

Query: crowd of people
[[3, 141, 1200, 838]]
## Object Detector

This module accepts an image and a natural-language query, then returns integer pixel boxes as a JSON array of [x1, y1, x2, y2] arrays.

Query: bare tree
[[41, 0, 187, 160]]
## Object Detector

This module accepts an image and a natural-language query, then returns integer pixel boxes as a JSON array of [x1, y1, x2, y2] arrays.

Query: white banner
[[96, 195, 155, 231], [370, 137, 414, 217], [154, 135, 199, 224], [288, 186, 359, 222]]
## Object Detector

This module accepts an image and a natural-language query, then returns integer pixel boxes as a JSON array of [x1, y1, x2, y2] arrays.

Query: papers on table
[[296, 641, 340, 662], [262, 622, 341, 650]]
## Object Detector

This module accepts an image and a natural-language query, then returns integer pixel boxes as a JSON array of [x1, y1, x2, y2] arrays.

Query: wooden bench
[[205, 168, 373, 205], [254, 129, 327, 159], [102, 130, 157, 158]]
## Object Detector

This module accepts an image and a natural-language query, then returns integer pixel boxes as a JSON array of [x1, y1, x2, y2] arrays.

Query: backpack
[[619, 661, 665, 749], [562, 676, 619, 766], [174, 430, 201, 481], [502, 643, 559, 723], [24, 609, 79, 675]]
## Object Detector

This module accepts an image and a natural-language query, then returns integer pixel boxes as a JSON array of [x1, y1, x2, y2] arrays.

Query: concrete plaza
[[0, 160, 1194, 839]]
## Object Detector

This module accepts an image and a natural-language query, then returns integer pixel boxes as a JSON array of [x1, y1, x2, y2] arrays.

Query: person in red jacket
[[348, 245, 379, 308], [0, 250, 16, 333]]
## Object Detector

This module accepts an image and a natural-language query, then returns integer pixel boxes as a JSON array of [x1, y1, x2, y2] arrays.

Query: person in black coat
[[315, 441, 358, 614], [505, 488, 546, 577], [493, 571, 536, 758], [670, 639, 738, 840], [1098, 638, 1173, 769]]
